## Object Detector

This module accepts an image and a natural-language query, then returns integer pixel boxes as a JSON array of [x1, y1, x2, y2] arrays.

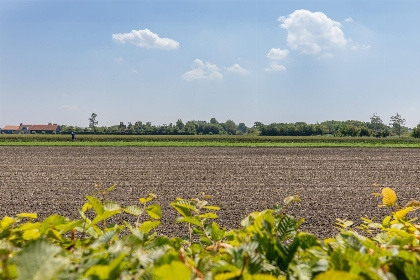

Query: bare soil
[[1, 147, 419, 239]]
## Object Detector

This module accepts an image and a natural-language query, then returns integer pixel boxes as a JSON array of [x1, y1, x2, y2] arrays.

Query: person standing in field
[[72, 132, 75, 141]]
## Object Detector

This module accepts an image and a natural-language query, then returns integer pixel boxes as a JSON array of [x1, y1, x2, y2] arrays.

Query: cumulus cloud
[[278, 9, 348, 54], [61, 105, 79, 111], [267, 48, 289, 60], [227, 64, 249, 74], [112, 29, 179, 50], [182, 59, 223, 81], [344, 17, 354, 22], [264, 62, 286, 72]]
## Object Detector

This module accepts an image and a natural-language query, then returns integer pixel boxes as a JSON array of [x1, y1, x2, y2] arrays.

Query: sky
[[1, 0, 419, 128]]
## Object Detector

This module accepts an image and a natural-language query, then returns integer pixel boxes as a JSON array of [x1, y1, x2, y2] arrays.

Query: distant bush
[[1, 185, 419, 279], [412, 124, 420, 138]]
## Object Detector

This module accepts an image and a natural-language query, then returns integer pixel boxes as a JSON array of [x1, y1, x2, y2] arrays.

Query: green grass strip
[[1, 141, 419, 148]]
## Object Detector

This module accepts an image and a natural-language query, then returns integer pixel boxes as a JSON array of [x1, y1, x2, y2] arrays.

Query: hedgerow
[[0, 185, 419, 280]]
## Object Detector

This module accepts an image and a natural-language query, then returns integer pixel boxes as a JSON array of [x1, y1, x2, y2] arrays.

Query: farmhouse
[[0, 125, 20, 134], [1, 124, 61, 134]]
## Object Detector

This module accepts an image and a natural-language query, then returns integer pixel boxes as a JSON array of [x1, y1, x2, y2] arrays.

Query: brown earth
[[0, 147, 419, 239]]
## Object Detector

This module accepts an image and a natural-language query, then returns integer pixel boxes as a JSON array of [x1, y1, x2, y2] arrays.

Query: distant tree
[[237, 123, 247, 134], [370, 113, 383, 126], [411, 123, 420, 138], [176, 119, 185, 130], [184, 121, 198, 135], [254, 122, 263, 129], [89, 113, 98, 132], [223, 120, 237, 135], [389, 113, 406, 136], [210, 118, 219, 125]]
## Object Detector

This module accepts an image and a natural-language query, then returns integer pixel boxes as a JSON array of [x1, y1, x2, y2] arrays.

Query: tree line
[[59, 113, 420, 138]]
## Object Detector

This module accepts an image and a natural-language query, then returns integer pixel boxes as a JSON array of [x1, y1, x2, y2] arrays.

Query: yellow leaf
[[22, 229, 41, 240], [393, 207, 413, 219], [1, 216, 15, 229], [382, 187, 397, 207]]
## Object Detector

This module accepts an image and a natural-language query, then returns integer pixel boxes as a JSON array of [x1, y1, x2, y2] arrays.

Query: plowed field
[[1, 147, 419, 238]]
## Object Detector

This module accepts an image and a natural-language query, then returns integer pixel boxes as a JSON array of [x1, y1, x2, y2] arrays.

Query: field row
[[1, 147, 419, 238]]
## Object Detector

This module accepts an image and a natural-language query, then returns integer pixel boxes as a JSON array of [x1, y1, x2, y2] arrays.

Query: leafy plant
[[0, 185, 419, 280]]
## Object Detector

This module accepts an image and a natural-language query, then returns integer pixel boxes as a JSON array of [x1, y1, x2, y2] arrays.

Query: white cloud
[[61, 105, 79, 111], [264, 62, 286, 72], [344, 17, 354, 22], [267, 48, 289, 60], [182, 59, 223, 80], [227, 64, 249, 74], [351, 44, 371, 51], [115, 57, 124, 62], [131, 69, 138, 74], [278, 9, 348, 54], [112, 29, 179, 50]]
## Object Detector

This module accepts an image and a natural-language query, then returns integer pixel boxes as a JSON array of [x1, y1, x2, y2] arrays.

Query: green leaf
[[103, 184, 117, 195], [41, 215, 67, 234], [176, 216, 202, 227], [171, 202, 193, 217], [146, 204, 162, 219], [139, 197, 146, 204], [199, 213, 219, 219], [210, 222, 225, 242], [123, 221, 144, 240], [314, 270, 363, 280], [252, 274, 279, 280], [203, 206, 220, 210], [367, 223, 382, 229], [17, 213, 37, 219], [172, 201, 197, 212], [276, 214, 297, 241], [103, 201, 120, 211], [16, 239, 68, 280], [214, 272, 240, 280], [139, 221, 161, 233], [153, 261, 192, 280], [87, 210, 121, 228], [16, 222, 41, 231], [122, 205, 144, 216], [56, 220, 84, 234], [82, 202, 92, 212], [86, 196, 105, 215], [254, 210, 274, 236], [90, 229, 118, 248]]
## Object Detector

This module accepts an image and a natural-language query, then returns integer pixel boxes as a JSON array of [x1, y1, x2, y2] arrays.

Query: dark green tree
[[176, 119, 184, 130], [411, 123, 420, 138], [237, 123, 247, 134], [210, 118, 219, 125]]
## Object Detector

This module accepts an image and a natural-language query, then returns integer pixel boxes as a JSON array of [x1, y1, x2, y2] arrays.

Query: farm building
[[0, 125, 20, 134], [1, 124, 61, 134]]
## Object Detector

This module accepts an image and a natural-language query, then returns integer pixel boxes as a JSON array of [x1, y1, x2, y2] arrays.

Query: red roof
[[20, 124, 59, 131], [1, 125, 20, 130]]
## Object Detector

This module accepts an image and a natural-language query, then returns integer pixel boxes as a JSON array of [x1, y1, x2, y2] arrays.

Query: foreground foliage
[[1, 186, 419, 280]]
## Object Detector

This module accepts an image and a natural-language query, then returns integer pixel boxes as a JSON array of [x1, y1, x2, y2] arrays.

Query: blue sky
[[1, 0, 419, 128]]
